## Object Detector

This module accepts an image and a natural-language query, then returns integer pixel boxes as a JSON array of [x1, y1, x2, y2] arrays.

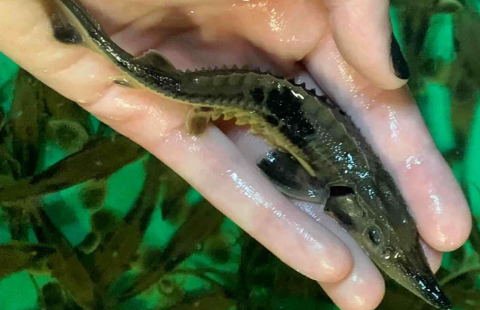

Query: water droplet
[[383, 247, 393, 259]]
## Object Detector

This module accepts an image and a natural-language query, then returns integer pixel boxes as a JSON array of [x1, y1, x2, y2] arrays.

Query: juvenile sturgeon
[[51, 0, 452, 308]]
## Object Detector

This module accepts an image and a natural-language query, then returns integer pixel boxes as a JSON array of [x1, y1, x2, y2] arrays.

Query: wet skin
[[0, 0, 471, 309]]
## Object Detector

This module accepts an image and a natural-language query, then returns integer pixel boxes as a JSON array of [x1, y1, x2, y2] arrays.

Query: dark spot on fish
[[266, 87, 315, 148], [250, 88, 264, 103], [200, 107, 213, 112], [264, 115, 279, 126], [329, 186, 354, 197], [52, 19, 83, 44]]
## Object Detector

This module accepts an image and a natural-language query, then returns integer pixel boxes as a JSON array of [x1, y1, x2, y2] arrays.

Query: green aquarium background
[[1, 0, 480, 309]]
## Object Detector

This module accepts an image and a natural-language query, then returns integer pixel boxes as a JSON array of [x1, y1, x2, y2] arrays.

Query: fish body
[[52, 0, 451, 308]]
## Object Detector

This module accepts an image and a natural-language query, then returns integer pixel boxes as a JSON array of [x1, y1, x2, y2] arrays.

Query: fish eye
[[367, 227, 383, 245], [329, 186, 355, 197]]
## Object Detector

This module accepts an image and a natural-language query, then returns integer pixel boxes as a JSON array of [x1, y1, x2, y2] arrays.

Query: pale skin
[[0, 0, 472, 309]]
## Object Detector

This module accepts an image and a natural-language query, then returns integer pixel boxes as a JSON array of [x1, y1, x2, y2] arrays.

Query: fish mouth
[[383, 251, 452, 309], [406, 270, 452, 309]]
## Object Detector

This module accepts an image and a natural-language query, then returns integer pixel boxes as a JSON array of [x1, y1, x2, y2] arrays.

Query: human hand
[[0, 0, 471, 309]]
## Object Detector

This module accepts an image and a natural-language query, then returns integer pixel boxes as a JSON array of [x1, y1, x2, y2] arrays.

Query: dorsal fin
[[132, 50, 178, 75]]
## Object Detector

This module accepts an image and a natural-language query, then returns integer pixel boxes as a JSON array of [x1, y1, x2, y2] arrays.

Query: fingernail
[[391, 32, 410, 80]]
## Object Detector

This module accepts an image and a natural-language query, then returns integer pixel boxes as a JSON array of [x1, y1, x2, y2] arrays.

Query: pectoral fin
[[132, 50, 179, 75], [257, 150, 328, 204], [186, 107, 213, 135], [50, 1, 84, 45]]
